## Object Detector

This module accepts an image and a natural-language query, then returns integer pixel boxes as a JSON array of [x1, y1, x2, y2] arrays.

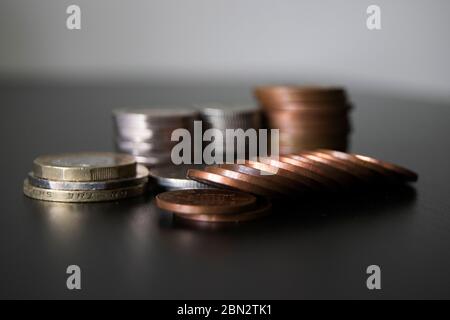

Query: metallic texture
[[33, 152, 136, 182]]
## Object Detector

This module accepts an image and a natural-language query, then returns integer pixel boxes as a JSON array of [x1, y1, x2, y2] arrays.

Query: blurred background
[[1, 0, 449, 102]]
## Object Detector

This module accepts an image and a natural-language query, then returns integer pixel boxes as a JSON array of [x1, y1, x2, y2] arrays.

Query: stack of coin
[[200, 105, 261, 161], [156, 189, 271, 223], [186, 149, 418, 198], [23, 152, 149, 202], [113, 108, 199, 167], [149, 164, 211, 190], [254, 86, 352, 154]]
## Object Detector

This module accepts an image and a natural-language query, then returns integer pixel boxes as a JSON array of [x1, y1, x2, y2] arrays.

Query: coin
[[23, 179, 147, 203], [27, 164, 149, 191], [204, 166, 285, 198], [295, 153, 361, 185], [303, 151, 375, 184], [156, 189, 257, 215], [257, 157, 330, 190], [353, 154, 418, 182], [255, 86, 347, 103], [113, 108, 199, 126], [243, 159, 324, 191], [314, 150, 388, 183], [302, 151, 378, 184], [187, 168, 274, 197], [285, 154, 354, 187], [33, 152, 137, 182], [255, 85, 352, 152], [175, 198, 272, 223], [114, 108, 198, 167], [217, 163, 303, 196], [149, 165, 211, 190]]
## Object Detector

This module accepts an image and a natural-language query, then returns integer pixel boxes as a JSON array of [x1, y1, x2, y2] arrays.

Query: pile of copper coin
[[156, 149, 418, 223], [254, 86, 352, 154], [113, 108, 199, 167]]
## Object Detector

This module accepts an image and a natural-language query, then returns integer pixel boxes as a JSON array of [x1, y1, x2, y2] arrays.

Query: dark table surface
[[0, 84, 449, 299]]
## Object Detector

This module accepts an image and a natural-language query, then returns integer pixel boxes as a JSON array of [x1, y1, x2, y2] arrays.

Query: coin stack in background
[[254, 86, 352, 154], [113, 109, 199, 167], [200, 105, 262, 161], [23, 152, 149, 202]]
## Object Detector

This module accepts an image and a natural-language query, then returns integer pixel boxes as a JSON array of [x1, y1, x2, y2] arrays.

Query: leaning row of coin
[[23, 152, 150, 203], [185, 149, 418, 198], [154, 149, 418, 223]]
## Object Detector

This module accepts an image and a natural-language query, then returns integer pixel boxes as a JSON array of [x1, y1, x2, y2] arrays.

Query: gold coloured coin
[[33, 152, 137, 182]]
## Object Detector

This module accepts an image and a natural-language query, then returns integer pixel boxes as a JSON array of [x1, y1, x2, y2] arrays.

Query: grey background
[[1, 0, 449, 101]]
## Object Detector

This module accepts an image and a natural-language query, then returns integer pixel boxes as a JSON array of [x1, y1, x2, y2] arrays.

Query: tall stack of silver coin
[[113, 109, 199, 167], [199, 105, 262, 161]]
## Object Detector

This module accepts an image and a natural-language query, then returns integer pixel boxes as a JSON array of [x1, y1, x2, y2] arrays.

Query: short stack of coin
[[254, 86, 352, 154], [23, 152, 149, 202], [200, 105, 261, 161], [113, 108, 199, 167]]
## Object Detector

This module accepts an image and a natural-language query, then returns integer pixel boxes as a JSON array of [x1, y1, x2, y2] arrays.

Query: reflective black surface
[[0, 85, 449, 299]]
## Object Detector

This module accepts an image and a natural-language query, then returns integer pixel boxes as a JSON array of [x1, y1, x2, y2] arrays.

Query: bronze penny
[[353, 154, 418, 182], [187, 169, 274, 197], [259, 157, 336, 190], [305, 150, 376, 184], [156, 189, 257, 215], [175, 198, 272, 223], [286, 154, 355, 188], [243, 160, 318, 192], [204, 166, 285, 198], [316, 149, 397, 183], [280, 156, 340, 190], [217, 164, 304, 196], [299, 153, 363, 185]]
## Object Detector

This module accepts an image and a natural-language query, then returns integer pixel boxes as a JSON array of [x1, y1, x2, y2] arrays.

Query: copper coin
[[156, 189, 257, 215], [261, 102, 352, 114], [175, 198, 272, 223], [257, 157, 331, 190], [285, 154, 355, 187], [306, 150, 377, 183], [275, 155, 343, 190], [299, 152, 365, 185], [352, 154, 418, 182], [243, 160, 319, 192], [255, 86, 347, 103], [316, 149, 398, 183], [187, 169, 274, 197], [279, 140, 349, 155], [204, 166, 285, 198], [217, 164, 304, 196]]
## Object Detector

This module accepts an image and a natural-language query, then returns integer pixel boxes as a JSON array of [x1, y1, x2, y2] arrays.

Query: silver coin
[[149, 165, 211, 190], [113, 108, 199, 127], [27, 165, 149, 191], [200, 105, 259, 117], [116, 139, 178, 154], [132, 154, 173, 166]]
